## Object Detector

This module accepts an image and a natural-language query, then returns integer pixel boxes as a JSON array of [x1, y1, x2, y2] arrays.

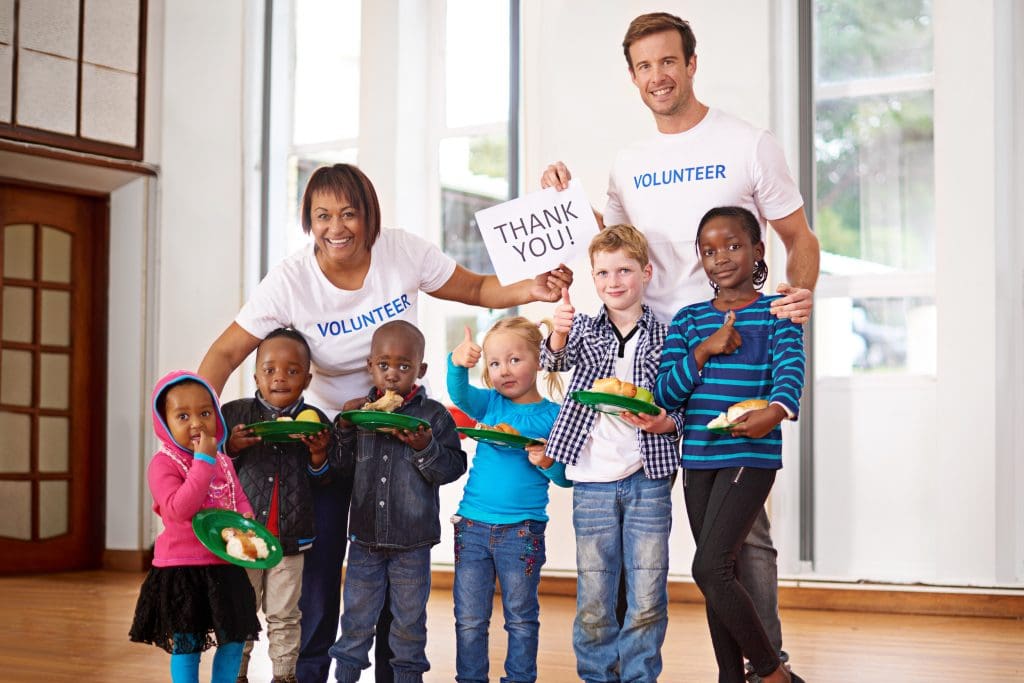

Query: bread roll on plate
[[363, 390, 404, 413], [590, 377, 638, 398], [474, 422, 521, 435], [706, 399, 770, 430]]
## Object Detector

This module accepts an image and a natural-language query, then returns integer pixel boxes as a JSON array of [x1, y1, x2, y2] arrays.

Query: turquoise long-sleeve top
[[446, 354, 570, 524]]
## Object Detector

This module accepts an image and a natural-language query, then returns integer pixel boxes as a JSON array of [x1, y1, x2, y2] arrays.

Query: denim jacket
[[221, 395, 335, 555], [339, 387, 467, 551]]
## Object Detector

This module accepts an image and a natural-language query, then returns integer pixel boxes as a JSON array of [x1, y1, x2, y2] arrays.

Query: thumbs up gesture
[[700, 309, 742, 357], [452, 325, 483, 368], [553, 288, 575, 336]]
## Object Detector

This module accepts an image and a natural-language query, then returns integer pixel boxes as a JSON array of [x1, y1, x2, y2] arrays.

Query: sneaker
[[235, 678, 248, 683]]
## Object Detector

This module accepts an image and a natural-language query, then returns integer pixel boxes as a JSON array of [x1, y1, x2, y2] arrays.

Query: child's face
[[164, 382, 218, 451], [698, 216, 764, 293], [484, 330, 541, 404], [366, 335, 426, 397], [591, 248, 652, 314], [254, 336, 312, 409]]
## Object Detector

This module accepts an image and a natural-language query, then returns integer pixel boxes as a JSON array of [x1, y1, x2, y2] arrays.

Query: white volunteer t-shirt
[[235, 228, 456, 414], [604, 108, 804, 324], [566, 332, 644, 484]]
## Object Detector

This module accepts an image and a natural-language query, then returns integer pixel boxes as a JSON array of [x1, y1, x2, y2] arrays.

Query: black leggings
[[684, 467, 779, 682]]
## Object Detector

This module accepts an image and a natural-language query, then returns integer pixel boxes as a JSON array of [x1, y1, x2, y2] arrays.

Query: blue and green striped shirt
[[654, 295, 805, 470]]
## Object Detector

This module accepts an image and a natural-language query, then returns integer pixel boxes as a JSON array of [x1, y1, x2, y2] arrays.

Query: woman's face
[[309, 190, 366, 266]]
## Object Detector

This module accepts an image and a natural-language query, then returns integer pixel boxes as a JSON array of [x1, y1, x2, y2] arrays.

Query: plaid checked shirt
[[540, 304, 684, 480]]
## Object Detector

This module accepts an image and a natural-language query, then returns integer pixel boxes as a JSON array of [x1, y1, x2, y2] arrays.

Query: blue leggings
[[169, 640, 244, 683]]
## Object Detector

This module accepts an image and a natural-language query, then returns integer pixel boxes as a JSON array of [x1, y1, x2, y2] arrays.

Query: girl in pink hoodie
[[130, 371, 261, 682]]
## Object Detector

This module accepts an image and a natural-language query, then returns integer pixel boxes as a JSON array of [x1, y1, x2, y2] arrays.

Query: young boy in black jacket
[[329, 320, 467, 683], [221, 327, 334, 683]]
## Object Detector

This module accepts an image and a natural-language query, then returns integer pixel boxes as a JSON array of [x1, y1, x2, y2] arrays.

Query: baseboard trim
[[102, 548, 152, 572], [430, 569, 1024, 619]]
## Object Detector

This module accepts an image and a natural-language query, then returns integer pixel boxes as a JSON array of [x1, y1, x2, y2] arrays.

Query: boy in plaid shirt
[[540, 224, 684, 682]]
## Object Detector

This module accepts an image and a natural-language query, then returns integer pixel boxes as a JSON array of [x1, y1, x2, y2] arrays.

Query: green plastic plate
[[245, 420, 326, 442], [706, 424, 735, 435], [571, 390, 660, 416], [192, 508, 283, 569], [339, 410, 430, 432], [456, 427, 543, 450]]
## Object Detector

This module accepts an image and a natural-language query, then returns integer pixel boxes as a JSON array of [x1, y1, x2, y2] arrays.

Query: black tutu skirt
[[129, 564, 261, 653]]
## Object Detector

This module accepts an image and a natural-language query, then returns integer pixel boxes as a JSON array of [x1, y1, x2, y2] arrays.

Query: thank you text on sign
[[474, 179, 600, 285]]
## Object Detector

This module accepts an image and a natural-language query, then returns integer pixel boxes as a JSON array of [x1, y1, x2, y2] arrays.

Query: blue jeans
[[329, 544, 431, 683], [298, 476, 352, 683], [453, 517, 547, 683], [572, 469, 671, 683]]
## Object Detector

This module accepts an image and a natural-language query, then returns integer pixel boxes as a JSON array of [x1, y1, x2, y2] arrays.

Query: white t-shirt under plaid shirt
[[541, 304, 684, 480]]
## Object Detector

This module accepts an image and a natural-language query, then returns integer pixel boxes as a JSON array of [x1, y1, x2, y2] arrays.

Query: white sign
[[474, 179, 600, 285]]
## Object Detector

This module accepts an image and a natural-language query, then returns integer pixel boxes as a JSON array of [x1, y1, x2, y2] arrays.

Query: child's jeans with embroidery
[[452, 516, 547, 683]]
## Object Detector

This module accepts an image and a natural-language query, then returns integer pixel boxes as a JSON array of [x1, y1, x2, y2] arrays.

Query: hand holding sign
[[452, 326, 483, 369], [540, 161, 572, 191], [529, 263, 574, 303], [474, 179, 600, 286], [553, 288, 575, 336]]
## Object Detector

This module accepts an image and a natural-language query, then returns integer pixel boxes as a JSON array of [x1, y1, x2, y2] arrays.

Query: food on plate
[[221, 526, 270, 561], [276, 416, 293, 422], [362, 390, 404, 413], [706, 399, 771, 430], [591, 377, 638, 397], [633, 387, 655, 404], [295, 408, 320, 423], [474, 422, 520, 435]]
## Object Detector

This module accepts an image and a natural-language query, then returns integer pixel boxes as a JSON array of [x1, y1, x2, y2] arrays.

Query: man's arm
[[768, 207, 820, 324]]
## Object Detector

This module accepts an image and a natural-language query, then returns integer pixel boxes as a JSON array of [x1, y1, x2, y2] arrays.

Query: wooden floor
[[1, 571, 1022, 682]]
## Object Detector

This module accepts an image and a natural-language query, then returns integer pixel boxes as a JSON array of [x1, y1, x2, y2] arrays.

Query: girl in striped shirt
[[654, 206, 805, 683]]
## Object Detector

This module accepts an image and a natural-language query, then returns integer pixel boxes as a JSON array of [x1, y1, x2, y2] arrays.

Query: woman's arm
[[198, 323, 262, 395], [429, 264, 572, 309]]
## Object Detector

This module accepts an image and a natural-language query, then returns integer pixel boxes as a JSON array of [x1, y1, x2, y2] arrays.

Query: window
[[812, 0, 935, 376], [434, 0, 518, 383], [284, 0, 361, 258]]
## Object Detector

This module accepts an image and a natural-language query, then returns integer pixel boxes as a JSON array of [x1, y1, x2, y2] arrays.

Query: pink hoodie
[[148, 370, 253, 567]]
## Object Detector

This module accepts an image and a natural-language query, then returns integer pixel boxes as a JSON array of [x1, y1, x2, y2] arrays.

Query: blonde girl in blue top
[[446, 316, 571, 683]]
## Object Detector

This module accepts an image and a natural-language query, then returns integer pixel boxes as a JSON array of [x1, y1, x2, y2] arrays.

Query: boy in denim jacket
[[329, 320, 467, 683]]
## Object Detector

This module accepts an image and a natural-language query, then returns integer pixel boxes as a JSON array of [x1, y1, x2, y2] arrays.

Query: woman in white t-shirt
[[198, 163, 571, 683]]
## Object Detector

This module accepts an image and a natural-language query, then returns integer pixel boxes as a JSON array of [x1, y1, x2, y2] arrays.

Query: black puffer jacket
[[221, 396, 336, 555]]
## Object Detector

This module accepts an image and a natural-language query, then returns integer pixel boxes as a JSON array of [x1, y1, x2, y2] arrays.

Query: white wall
[[104, 177, 155, 551], [154, 0, 248, 383], [104, 0, 254, 550]]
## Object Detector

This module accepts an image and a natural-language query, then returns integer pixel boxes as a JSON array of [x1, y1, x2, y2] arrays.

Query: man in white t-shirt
[[541, 12, 819, 682]]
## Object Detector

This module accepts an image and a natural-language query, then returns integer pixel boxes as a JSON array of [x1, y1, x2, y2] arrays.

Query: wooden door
[[0, 183, 108, 573]]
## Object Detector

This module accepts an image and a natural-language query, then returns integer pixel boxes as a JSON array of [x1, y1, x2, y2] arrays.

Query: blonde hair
[[588, 224, 650, 267], [481, 316, 564, 400]]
